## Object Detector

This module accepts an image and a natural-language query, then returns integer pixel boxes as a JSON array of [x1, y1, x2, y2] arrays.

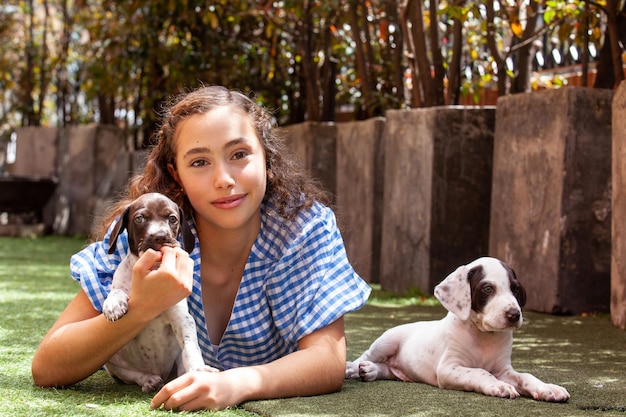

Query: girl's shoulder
[[262, 198, 334, 235], [256, 199, 337, 258]]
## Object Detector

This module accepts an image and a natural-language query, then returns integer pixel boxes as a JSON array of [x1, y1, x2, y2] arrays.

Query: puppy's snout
[[505, 308, 521, 323], [152, 232, 169, 245], [144, 230, 177, 251]]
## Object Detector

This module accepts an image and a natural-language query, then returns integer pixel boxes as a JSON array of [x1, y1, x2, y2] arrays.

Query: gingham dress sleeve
[[264, 202, 371, 345], [69, 220, 129, 312]]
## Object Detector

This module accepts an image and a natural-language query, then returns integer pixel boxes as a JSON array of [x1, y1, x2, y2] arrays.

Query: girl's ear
[[167, 163, 182, 186]]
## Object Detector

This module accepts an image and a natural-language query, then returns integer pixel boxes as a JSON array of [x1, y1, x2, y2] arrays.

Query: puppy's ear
[[515, 282, 527, 308], [178, 207, 196, 253], [107, 206, 130, 254], [500, 261, 527, 308], [434, 265, 472, 321]]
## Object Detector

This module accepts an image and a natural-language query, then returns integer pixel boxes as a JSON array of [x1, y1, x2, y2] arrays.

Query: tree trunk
[[37, 0, 50, 126], [400, 0, 434, 107], [360, 1, 381, 117], [593, 0, 625, 89], [349, 0, 374, 118], [300, 2, 320, 122], [383, 0, 405, 107], [321, 15, 337, 122], [56, 0, 71, 126], [399, 0, 421, 107], [428, 0, 445, 105], [485, 0, 507, 96], [21, 0, 36, 126], [510, 0, 539, 94], [580, 2, 590, 87], [446, 0, 466, 105]]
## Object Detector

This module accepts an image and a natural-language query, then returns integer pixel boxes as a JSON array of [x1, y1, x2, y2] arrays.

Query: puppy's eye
[[168, 214, 179, 225], [482, 285, 494, 294], [134, 214, 145, 224]]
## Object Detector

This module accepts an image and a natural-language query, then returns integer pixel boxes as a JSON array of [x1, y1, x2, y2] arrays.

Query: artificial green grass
[[0, 236, 257, 417], [247, 305, 626, 417], [2, 236, 626, 416]]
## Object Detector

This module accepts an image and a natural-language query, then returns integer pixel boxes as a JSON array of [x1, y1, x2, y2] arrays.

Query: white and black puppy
[[103, 192, 216, 392], [346, 257, 570, 402]]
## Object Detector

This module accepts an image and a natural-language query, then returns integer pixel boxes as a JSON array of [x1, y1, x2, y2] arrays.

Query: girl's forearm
[[230, 341, 345, 403], [226, 318, 347, 404], [32, 292, 151, 388]]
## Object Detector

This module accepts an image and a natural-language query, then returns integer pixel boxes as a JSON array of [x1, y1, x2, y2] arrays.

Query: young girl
[[32, 85, 371, 411]]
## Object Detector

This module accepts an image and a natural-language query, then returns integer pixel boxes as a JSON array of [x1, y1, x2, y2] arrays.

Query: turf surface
[[1, 236, 625, 416], [246, 304, 626, 417]]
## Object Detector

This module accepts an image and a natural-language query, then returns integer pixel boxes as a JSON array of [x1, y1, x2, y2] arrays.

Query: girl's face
[[168, 105, 267, 234]]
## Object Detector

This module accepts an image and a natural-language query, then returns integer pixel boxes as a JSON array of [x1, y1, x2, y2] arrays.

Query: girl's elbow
[[31, 361, 54, 388], [324, 356, 347, 393], [329, 371, 345, 393], [31, 353, 66, 388]]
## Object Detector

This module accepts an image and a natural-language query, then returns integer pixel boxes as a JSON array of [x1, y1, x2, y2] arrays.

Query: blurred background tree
[[1, 0, 624, 147]]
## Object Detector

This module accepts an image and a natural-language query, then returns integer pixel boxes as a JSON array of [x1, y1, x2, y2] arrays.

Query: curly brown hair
[[94, 85, 329, 240]]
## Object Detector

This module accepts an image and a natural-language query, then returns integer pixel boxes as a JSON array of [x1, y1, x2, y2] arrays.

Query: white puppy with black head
[[346, 257, 570, 402]]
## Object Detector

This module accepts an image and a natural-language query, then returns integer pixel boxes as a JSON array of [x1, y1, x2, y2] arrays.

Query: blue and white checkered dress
[[70, 199, 371, 370]]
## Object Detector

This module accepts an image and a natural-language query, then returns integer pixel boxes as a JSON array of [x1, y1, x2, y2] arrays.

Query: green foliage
[[0, 0, 620, 130], [544, 0, 605, 47]]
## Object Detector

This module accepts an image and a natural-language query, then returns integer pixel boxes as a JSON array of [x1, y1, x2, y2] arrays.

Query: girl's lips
[[212, 194, 246, 209]]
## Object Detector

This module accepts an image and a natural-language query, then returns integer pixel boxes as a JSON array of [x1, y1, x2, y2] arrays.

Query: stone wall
[[5, 90, 621, 318], [611, 82, 626, 328], [489, 88, 613, 315], [279, 120, 385, 283], [336, 118, 385, 283], [12, 127, 58, 178], [379, 107, 496, 294], [280, 122, 338, 203], [11, 124, 131, 236]]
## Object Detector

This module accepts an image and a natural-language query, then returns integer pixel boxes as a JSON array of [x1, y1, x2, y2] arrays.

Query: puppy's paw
[[345, 361, 360, 379], [531, 383, 570, 402], [102, 289, 129, 321], [358, 361, 379, 382], [140, 375, 164, 393], [484, 381, 520, 399]]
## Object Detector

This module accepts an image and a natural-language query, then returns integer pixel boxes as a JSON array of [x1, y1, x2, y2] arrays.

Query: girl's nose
[[214, 162, 235, 189]]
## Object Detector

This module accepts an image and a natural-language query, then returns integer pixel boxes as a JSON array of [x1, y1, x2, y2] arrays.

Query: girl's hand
[[150, 370, 242, 412], [129, 246, 195, 320], [150, 318, 347, 411]]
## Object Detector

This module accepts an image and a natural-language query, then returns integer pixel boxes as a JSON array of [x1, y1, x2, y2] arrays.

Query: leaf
[[202, 11, 219, 30], [543, 9, 556, 24], [511, 21, 523, 38]]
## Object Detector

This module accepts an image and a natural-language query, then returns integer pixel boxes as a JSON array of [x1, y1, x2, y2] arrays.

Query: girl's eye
[[134, 214, 145, 224], [232, 150, 248, 160], [191, 159, 209, 167]]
